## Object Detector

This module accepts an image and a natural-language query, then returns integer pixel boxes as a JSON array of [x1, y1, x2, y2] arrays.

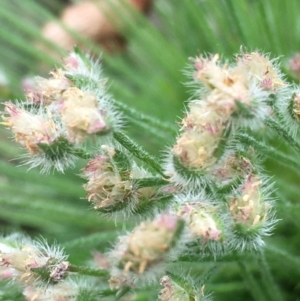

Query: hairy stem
[[113, 131, 165, 176], [114, 98, 177, 135], [265, 117, 300, 152], [69, 264, 109, 277], [237, 258, 267, 301], [238, 133, 300, 173], [71, 148, 93, 160], [257, 249, 283, 301], [133, 177, 169, 188]]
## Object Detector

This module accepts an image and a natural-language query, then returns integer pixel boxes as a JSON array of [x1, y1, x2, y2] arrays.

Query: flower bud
[[112, 214, 184, 277], [177, 203, 222, 242], [235, 51, 285, 91], [0, 235, 69, 286], [158, 275, 212, 301], [228, 174, 275, 250], [211, 151, 255, 186], [158, 275, 189, 301], [1, 102, 59, 155], [82, 146, 158, 215], [60, 87, 110, 143], [193, 54, 227, 91], [82, 147, 123, 211], [1, 102, 78, 173], [230, 175, 267, 226], [167, 92, 234, 186], [25, 70, 69, 105]]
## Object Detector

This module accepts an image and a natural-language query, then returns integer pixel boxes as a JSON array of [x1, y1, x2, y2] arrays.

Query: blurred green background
[[1, 0, 300, 300]]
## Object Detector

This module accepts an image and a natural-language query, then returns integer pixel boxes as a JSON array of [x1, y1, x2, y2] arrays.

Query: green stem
[[133, 195, 173, 215], [238, 133, 300, 172], [177, 251, 249, 263], [265, 117, 300, 152], [113, 131, 165, 176], [127, 116, 173, 141], [237, 258, 267, 301], [166, 271, 195, 296], [114, 100, 177, 135], [115, 287, 132, 301], [0, 196, 104, 228], [62, 231, 118, 249], [69, 264, 109, 278], [71, 148, 93, 160], [133, 177, 169, 189], [216, 178, 241, 194], [257, 250, 283, 301]]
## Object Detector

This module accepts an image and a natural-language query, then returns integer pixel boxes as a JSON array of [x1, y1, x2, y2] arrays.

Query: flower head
[[158, 275, 190, 301], [2, 49, 123, 172], [235, 51, 285, 91], [1, 102, 59, 155], [178, 203, 222, 242], [167, 50, 282, 186], [229, 175, 268, 226], [25, 70, 69, 105], [60, 87, 110, 143], [82, 146, 158, 215], [211, 151, 255, 185], [110, 214, 184, 279], [0, 235, 68, 286], [228, 174, 276, 250]]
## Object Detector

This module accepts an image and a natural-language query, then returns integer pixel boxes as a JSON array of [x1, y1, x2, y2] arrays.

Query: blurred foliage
[[1, 0, 300, 300]]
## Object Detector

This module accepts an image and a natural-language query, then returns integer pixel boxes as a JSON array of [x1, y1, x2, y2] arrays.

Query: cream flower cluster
[[161, 51, 282, 256], [1, 51, 121, 172], [0, 235, 98, 301], [81, 145, 159, 215], [0, 235, 68, 288], [0, 50, 289, 300], [109, 213, 185, 284], [168, 52, 285, 184]]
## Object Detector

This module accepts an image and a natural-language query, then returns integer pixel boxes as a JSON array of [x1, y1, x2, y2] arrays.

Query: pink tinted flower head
[[229, 174, 270, 227], [81, 146, 128, 210], [178, 202, 222, 242], [117, 214, 181, 274], [25, 70, 69, 105], [0, 235, 68, 286], [1, 102, 59, 155], [154, 213, 178, 230], [235, 51, 285, 91], [64, 53, 80, 70], [60, 87, 110, 143]]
